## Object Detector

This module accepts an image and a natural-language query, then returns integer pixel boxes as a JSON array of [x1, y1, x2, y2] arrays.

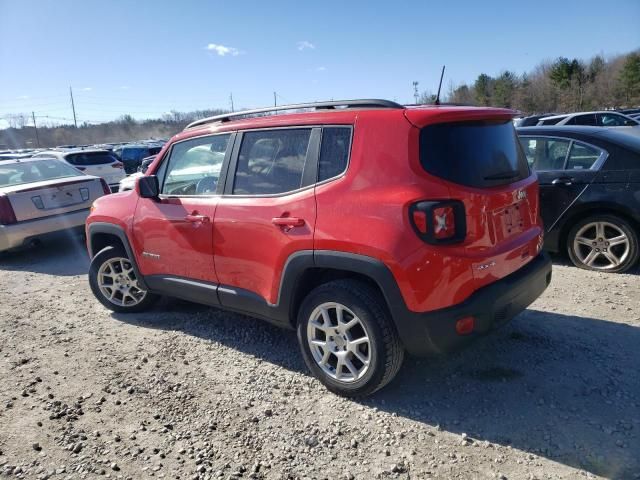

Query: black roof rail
[[184, 99, 404, 130]]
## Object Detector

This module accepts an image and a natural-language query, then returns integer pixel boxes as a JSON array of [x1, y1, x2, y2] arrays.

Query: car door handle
[[185, 213, 210, 223], [551, 177, 573, 186], [272, 216, 305, 230]]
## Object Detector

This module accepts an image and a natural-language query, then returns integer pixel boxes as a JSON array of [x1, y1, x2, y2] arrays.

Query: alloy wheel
[[97, 257, 147, 307], [306, 302, 372, 383], [572, 221, 630, 270]]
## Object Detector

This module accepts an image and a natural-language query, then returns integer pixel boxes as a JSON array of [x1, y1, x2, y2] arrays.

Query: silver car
[[0, 158, 106, 252]]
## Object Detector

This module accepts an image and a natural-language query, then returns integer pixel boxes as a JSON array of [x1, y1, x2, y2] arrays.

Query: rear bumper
[[395, 252, 552, 356], [0, 208, 89, 252]]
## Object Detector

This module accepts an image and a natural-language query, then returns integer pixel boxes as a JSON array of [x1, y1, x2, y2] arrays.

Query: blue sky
[[1, 0, 639, 127]]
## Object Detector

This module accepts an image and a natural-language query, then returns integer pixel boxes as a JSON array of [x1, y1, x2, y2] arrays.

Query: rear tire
[[567, 214, 639, 273], [297, 280, 404, 397], [89, 246, 158, 313]]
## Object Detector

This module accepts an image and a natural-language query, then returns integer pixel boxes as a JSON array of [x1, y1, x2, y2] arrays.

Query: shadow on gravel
[[368, 310, 640, 480], [0, 234, 89, 276], [114, 305, 640, 479]]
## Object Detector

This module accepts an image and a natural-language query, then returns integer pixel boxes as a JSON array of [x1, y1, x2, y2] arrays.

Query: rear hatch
[[64, 151, 124, 184], [3, 177, 103, 222], [407, 108, 542, 286]]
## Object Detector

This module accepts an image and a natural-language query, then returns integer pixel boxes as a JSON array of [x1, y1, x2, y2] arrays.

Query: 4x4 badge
[[517, 190, 527, 200]]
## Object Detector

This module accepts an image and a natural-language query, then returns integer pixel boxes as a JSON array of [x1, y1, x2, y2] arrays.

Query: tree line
[[0, 109, 226, 149], [441, 50, 640, 114], [2, 50, 640, 149]]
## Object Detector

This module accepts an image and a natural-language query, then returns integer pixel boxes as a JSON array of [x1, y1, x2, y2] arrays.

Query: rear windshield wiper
[[484, 171, 520, 180]]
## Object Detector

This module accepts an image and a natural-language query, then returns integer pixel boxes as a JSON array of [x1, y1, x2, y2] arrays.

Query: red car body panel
[[132, 195, 219, 283], [87, 105, 544, 317], [214, 188, 316, 305]]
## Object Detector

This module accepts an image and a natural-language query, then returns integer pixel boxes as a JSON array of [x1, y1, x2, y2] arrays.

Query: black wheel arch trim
[[87, 222, 149, 290]]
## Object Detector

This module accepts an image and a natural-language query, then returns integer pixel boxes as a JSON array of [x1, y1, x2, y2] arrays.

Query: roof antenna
[[435, 65, 445, 105]]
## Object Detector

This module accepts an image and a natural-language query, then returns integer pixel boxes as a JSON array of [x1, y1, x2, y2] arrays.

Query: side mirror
[[137, 175, 159, 199]]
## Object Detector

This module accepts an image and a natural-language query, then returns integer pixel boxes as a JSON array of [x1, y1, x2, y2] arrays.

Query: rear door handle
[[551, 177, 573, 186], [185, 213, 210, 223], [272, 216, 305, 231]]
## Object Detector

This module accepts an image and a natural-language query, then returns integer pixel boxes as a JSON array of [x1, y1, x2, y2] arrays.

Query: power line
[[31, 112, 40, 147], [69, 86, 78, 128]]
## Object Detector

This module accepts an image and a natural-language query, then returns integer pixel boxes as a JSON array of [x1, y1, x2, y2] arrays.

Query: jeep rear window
[[65, 152, 118, 166], [419, 120, 530, 188]]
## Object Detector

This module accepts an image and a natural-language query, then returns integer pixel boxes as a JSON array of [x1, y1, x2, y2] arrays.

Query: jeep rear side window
[[420, 120, 529, 188], [160, 134, 231, 196], [233, 129, 311, 195], [318, 127, 351, 182]]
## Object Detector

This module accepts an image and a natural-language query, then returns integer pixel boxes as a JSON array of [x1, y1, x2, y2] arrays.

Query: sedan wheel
[[568, 215, 639, 273]]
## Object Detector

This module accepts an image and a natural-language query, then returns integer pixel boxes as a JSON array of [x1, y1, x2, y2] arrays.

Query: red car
[[86, 99, 552, 396]]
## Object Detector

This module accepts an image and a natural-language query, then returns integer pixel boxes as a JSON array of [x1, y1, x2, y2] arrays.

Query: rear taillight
[[112, 162, 124, 169], [99, 178, 111, 195], [0, 194, 17, 225], [409, 200, 466, 244]]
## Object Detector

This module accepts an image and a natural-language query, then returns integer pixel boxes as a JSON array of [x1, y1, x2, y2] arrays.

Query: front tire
[[297, 280, 404, 397], [567, 214, 639, 273], [89, 246, 158, 312]]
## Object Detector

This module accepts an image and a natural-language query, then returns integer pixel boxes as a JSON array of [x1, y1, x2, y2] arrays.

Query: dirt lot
[[0, 237, 639, 480]]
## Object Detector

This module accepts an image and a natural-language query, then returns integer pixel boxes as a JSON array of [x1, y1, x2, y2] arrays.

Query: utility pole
[[412, 81, 419, 104], [274, 91, 277, 107], [69, 86, 78, 127], [32, 112, 40, 147], [229, 92, 234, 112]]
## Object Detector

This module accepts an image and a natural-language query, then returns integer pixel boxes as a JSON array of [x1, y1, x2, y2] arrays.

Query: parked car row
[[516, 110, 640, 128], [3, 99, 639, 396], [0, 139, 166, 192]]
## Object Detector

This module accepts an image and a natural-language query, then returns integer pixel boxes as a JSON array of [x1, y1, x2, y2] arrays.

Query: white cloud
[[316, 66, 327, 72], [17, 95, 30, 99], [119, 85, 130, 90], [206, 43, 242, 56], [297, 40, 315, 51], [82, 87, 93, 91]]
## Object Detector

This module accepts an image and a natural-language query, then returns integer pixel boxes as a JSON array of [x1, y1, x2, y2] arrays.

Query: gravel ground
[[0, 236, 639, 480]]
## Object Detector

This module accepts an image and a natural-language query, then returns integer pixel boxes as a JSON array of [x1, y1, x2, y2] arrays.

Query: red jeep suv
[[86, 100, 552, 396]]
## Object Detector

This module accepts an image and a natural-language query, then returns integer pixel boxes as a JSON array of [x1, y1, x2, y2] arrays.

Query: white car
[[32, 149, 126, 192], [537, 111, 640, 127], [0, 158, 107, 252]]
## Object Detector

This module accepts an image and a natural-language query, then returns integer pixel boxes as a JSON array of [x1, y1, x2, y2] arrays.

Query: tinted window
[[420, 120, 529, 188], [233, 129, 310, 195], [539, 117, 565, 125], [597, 113, 638, 127], [65, 152, 118, 166], [570, 114, 597, 126], [0, 160, 82, 187], [566, 142, 602, 170], [160, 134, 230, 196], [120, 148, 148, 162], [319, 127, 351, 181], [518, 137, 570, 171]]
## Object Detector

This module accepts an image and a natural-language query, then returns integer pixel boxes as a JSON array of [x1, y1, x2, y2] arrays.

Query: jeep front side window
[[161, 134, 231, 196]]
